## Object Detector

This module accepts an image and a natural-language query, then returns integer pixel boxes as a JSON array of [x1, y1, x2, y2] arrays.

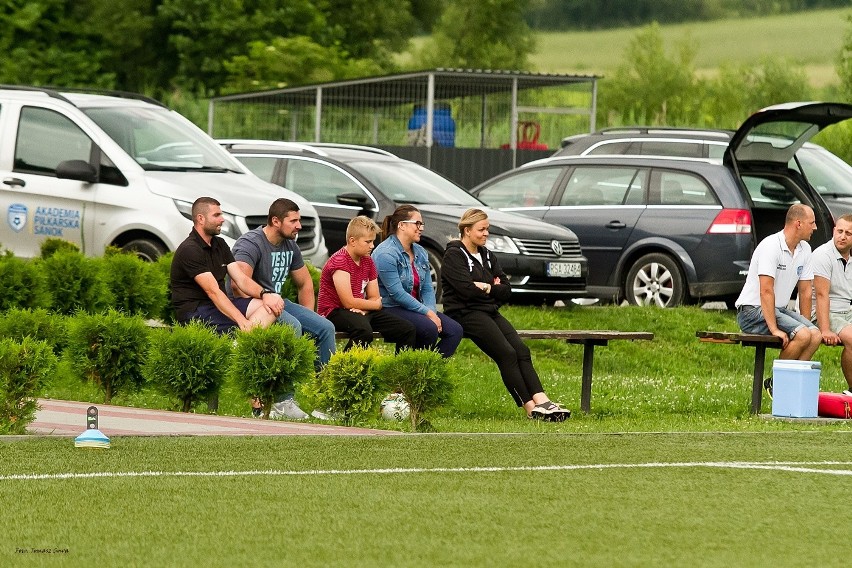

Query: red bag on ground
[[817, 392, 852, 419]]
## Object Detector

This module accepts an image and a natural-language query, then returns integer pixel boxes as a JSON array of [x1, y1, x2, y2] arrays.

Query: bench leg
[[751, 344, 766, 415], [580, 343, 595, 414]]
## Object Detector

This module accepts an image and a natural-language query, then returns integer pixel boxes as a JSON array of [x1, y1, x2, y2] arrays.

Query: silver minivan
[[0, 87, 327, 263]]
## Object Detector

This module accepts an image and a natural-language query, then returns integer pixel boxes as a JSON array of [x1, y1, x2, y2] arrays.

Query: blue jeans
[[278, 299, 336, 368], [737, 305, 816, 339], [383, 307, 463, 358]]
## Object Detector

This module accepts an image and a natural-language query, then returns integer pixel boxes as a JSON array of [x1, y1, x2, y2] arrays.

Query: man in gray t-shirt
[[230, 198, 336, 420], [812, 214, 852, 394]]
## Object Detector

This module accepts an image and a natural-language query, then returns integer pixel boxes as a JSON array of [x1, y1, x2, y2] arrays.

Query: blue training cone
[[74, 428, 110, 449], [75, 405, 110, 449]]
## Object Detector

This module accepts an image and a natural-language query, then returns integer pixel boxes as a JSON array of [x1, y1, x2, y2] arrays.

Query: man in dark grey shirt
[[231, 198, 335, 420]]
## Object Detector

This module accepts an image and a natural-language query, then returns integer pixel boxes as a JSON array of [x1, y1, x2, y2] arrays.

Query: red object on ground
[[817, 392, 852, 419]]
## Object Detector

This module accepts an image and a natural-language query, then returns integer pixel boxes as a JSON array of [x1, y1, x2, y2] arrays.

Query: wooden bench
[[337, 330, 654, 414], [696, 331, 783, 414]]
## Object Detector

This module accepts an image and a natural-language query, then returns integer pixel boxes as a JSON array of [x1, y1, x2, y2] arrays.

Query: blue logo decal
[[8, 204, 27, 233]]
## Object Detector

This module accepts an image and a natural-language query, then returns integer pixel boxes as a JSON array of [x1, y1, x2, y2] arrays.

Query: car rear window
[[654, 171, 718, 206]]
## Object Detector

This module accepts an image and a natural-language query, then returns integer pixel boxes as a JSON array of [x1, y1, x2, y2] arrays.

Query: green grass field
[[403, 7, 851, 88], [3, 433, 851, 566], [8, 305, 852, 565], [531, 7, 850, 87]]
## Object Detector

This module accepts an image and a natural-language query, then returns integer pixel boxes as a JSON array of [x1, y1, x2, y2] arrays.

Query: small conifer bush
[[230, 325, 316, 418], [144, 321, 232, 412], [0, 337, 57, 434], [375, 349, 454, 431], [302, 346, 388, 424], [65, 309, 150, 403]]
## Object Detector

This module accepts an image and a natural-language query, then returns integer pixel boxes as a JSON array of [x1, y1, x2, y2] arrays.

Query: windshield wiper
[[819, 192, 852, 199], [143, 165, 243, 173]]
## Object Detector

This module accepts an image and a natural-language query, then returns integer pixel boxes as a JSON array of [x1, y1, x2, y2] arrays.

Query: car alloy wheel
[[625, 252, 686, 308]]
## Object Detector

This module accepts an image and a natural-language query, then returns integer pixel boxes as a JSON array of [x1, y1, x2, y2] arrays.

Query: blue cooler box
[[771, 360, 821, 417]]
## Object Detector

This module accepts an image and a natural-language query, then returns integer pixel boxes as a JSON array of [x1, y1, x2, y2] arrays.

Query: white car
[[0, 87, 327, 263]]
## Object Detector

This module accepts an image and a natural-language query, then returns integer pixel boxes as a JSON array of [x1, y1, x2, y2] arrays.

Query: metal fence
[[208, 69, 599, 188]]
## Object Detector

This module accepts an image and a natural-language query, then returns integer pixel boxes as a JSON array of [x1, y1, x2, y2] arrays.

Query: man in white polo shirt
[[735, 203, 822, 396], [812, 214, 852, 395]]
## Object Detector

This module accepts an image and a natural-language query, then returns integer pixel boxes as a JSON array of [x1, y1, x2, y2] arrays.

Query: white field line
[[3, 461, 852, 482]]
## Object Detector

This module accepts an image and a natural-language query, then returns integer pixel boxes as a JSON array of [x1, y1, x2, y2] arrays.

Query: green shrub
[[0, 337, 58, 434], [281, 261, 320, 304], [37, 250, 113, 314], [101, 248, 168, 318], [65, 309, 150, 403], [301, 346, 387, 424], [0, 308, 67, 354], [0, 251, 51, 310], [156, 252, 176, 324], [144, 321, 232, 412], [230, 325, 316, 418], [39, 238, 81, 258], [375, 349, 453, 431]]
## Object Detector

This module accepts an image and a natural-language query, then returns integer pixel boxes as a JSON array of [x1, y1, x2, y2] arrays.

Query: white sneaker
[[269, 398, 309, 420]]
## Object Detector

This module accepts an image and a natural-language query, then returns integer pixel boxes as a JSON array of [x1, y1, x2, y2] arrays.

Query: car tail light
[[707, 208, 751, 234]]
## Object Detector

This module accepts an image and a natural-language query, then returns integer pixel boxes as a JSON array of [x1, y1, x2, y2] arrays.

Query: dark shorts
[[183, 298, 252, 335]]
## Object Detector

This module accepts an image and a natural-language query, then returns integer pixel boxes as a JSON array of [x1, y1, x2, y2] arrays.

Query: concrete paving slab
[[28, 399, 400, 437]]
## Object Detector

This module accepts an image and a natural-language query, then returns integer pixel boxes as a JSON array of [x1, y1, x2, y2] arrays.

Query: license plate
[[547, 262, 581, 278]]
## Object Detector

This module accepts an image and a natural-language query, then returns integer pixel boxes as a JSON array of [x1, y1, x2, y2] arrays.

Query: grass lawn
[[8, 305, 852, 565], [3, 432, 851, 566]]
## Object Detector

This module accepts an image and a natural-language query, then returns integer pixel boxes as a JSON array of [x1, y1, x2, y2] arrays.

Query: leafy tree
[[156, 0, 324, 94], [600, 23, 701, 126], [0, 0, 115, 87], [703, 57, 811, 129], [323, 0, 415, 61], [414, 0, 536, 70], [221, 36, 385, 94]]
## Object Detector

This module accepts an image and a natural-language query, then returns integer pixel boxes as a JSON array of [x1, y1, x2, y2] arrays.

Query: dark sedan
[[220, 140, 588, 303]]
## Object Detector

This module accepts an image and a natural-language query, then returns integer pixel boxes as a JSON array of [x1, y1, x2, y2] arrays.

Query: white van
[[0, 86, 327, 263]]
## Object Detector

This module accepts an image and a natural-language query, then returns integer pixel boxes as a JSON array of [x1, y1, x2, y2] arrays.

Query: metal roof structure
[[208, 68, 600, 151]]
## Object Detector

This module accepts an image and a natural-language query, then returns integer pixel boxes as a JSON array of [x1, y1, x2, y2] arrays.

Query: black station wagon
[[470, 103, 852, 307]]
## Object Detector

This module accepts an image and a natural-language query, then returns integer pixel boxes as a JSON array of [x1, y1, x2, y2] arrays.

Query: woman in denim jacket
[[372, 205, 463, 357]]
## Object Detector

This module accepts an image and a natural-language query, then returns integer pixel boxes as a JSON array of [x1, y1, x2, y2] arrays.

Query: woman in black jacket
[[441, 208, 571, 421]]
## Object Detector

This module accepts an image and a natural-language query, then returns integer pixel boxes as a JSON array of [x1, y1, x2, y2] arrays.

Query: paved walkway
[[29, 399, 399, 437]]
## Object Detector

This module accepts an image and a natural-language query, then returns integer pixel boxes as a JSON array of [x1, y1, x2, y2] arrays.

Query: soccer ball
[[380, 393, 410, 421]]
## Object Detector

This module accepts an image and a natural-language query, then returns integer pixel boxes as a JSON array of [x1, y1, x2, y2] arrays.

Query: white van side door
[[0, 105, 97, 257]]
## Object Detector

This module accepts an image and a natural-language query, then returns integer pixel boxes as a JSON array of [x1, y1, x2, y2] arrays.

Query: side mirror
[[337, 193, 371, 209], [56, 160, 97, 184]]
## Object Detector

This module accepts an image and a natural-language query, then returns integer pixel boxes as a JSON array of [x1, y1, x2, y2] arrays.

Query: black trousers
[[451, 309, 544, 406], [326, 308, 416, 353]]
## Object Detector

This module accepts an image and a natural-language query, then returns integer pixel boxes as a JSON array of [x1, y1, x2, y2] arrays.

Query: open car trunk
[[724, 102, 852, 249]]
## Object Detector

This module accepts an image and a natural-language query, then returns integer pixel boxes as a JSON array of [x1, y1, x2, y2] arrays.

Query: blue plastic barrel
[[407, 103, 455, 147]]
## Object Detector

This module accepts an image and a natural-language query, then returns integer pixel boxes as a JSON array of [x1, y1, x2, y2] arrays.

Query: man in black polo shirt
[[171, 196, 280, 333]]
